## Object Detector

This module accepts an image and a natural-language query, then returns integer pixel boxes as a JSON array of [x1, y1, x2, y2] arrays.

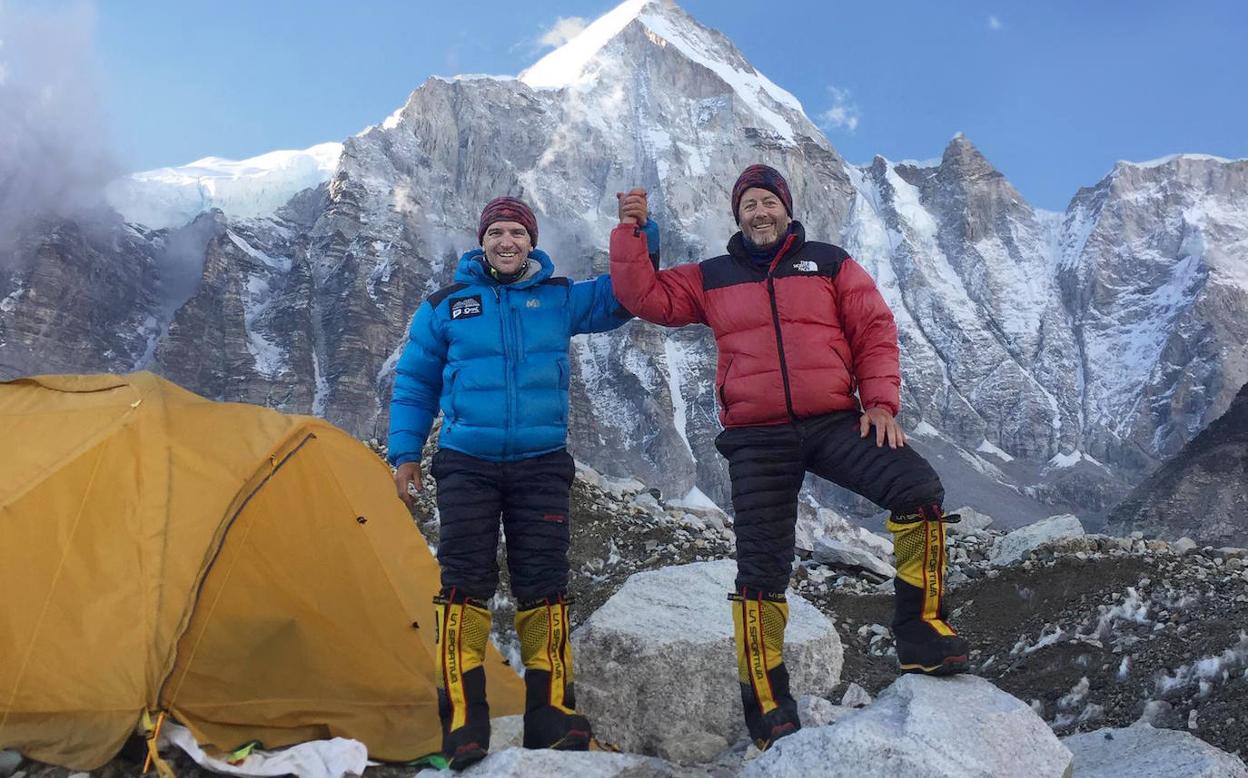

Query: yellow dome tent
[[0, 372, 522, 770]]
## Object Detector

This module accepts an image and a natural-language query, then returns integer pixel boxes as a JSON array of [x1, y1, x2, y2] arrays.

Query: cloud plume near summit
[[0, 1, 118, 243]]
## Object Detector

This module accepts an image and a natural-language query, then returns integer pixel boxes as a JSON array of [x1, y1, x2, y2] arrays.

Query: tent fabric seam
[[156, 432, 317, 709]]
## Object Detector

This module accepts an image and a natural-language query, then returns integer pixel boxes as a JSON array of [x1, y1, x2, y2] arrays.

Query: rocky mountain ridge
[[1108, 379, 1248, 545], [2, 0, 1246, 528]]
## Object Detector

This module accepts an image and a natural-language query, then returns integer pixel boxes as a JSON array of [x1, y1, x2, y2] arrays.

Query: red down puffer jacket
[[609, 221, 900, 428]]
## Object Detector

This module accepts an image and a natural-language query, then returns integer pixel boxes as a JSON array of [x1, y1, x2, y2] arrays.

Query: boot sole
[[447, 743, 488, 771], [898, 655, 970, 676], [756, 721, 801, 752], [525, 728, 592, 751], [589, 738, 620, 752]]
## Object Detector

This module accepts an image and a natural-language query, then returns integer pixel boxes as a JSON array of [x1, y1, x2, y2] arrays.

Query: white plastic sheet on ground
[[160, 722, 368, 778]]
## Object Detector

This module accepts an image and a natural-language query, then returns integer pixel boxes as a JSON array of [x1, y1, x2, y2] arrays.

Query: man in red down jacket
[[610, 165, 970, 750]]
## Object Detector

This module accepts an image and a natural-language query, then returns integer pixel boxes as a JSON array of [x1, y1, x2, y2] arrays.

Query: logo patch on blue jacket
[[450, 295, 483, 320]]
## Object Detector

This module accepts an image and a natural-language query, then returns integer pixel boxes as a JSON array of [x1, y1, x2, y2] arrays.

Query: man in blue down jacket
[[388, 196, 652, 769]]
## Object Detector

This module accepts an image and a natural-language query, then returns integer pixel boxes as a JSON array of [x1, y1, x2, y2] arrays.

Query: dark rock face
[[0, 212, 161, 379], [1108, 381, 1248, 545]]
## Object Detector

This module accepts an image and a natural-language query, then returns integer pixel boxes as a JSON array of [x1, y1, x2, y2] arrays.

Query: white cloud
[[538, 16, 589, 49], [0, 1, 118, 237], [817, 86, 860, 133], [988, 15, 1003, 31]]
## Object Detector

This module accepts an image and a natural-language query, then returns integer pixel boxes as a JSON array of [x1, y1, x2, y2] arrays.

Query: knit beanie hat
[[478, 196, 538, 246], [731, 164, 793, 223]]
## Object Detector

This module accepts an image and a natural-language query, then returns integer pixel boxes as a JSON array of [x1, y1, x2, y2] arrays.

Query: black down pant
[[430, 447, 575, 603], [715, 411, 944, 593]]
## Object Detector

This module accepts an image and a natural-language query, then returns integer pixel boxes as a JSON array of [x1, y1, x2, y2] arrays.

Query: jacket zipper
[[493, 286, 515, 458], [766, 235, 799, 422]]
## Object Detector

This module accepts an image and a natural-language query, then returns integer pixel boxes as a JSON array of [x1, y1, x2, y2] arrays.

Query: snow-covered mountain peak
[[1118, 152, 1241, 170], [519, 0, 654, 88], [108, 0, 818, 231], [520, 0, 804, 144], [637, 2, 804, 141], [939, 134, 1000, 177], [1099, 154, 1248, 200], [105, 142, 342, 229]]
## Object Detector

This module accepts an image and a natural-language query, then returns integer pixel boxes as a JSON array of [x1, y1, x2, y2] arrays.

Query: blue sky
[[21, 0, 1248, 210]]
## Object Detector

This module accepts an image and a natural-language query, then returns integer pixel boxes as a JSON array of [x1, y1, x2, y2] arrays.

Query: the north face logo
[[793, 260, 818, 272], [450, 295, 483, 320]]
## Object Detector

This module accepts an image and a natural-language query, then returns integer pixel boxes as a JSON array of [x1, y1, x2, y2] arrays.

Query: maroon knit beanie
[[478, 196, 538, 247], [731, 164, 793, 223]]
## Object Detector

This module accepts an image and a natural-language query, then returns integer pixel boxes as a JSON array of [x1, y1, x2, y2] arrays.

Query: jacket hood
[[453, 249, 555, 288]]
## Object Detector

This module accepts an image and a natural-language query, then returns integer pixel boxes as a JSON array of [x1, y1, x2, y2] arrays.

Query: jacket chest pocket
[[515, 297, 564, 358]]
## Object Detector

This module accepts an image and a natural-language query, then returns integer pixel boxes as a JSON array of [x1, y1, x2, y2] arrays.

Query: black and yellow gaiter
[[434, 588, 493, 767], [515, 595, 592, 750], [730, 587, 801, 749]]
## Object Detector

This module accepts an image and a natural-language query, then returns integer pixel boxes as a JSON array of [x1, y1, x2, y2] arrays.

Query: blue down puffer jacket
[[388, 247, 632, 463]]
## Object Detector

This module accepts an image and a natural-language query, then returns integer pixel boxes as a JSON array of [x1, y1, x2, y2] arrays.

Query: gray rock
[[991, 515, 1086, 566], [740, 675, 1073, 778], [1136, 700, 1180, 729], [946, 506, 994, 535], [840, 682, 873, 708], [1064, 725, 1248, 777], [813, 538, 897, 579], [795, 505, 894, 557], [0, 751, 21, 778], [487, 715, 524, 752], [1175, 536, 1200, 555], [573, 559, 842, 763], [417, 747, 694, 777], [797, 695, 848, 727], [631, 492, 663, 514]]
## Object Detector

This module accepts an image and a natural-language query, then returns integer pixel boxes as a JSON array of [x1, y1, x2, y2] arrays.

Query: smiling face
[[737, 186, 791, 249], [481, 220, 533, 275]]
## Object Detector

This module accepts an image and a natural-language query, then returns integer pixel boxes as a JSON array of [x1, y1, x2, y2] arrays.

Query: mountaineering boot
[[730, 587, 801, 750], [515, 596, 593, 750], [887, 504, 970, 675], [434, 589, 493, 770]]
